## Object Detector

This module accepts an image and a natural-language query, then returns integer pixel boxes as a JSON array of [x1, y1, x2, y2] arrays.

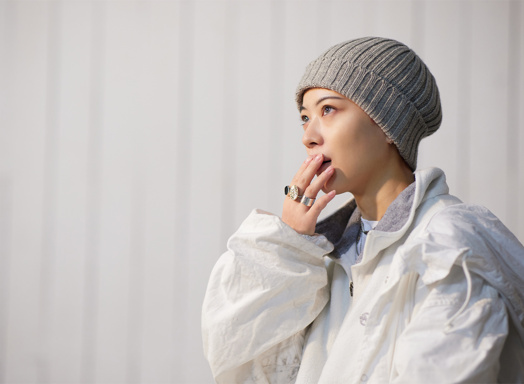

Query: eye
[[301, 115, 309, 125], [322, 105, 334, 116]]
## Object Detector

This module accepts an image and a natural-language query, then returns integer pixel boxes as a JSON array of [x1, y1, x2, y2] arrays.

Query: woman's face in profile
[[300, 88, 394, 196]]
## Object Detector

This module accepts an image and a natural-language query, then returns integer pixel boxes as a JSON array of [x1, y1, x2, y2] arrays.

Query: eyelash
[[300, 105, 335, 126], [322, 105, 334, 115]]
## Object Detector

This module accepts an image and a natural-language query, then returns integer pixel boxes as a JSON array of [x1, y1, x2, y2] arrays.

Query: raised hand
[[282, 154, 336, 235]]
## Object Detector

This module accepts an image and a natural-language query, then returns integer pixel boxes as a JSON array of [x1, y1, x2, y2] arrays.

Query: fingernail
[[315, 154, 322, 161], [305, 156, 313, 164], [326, 165, 334, 173]]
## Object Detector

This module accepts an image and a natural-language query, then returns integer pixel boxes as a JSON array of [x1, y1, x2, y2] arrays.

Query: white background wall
[[0, 1, 523, 383]]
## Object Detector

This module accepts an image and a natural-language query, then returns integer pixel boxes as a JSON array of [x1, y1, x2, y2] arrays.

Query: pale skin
[[282, 88, 415, 235]]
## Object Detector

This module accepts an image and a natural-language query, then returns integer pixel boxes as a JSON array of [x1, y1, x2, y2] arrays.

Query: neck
[[354, 163, 414, 221]]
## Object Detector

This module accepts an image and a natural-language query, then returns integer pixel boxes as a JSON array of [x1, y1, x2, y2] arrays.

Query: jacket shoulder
[[425, 203, 522, 248]]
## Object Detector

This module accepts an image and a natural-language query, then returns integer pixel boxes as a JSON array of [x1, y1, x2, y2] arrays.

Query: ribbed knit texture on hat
[[295, 37, 442, 170]]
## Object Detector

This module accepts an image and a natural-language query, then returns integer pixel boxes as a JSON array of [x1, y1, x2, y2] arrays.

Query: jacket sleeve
[[202, 209, 334, 383]]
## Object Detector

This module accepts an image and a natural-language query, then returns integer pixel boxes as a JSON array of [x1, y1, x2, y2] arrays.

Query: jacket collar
[[316, 167, 448, 259]]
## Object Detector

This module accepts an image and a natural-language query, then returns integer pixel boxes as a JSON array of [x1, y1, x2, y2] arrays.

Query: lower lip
[[317, 161, 332, 175]]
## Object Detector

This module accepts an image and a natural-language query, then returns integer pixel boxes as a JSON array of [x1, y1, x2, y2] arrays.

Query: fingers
[[291, 154, 324, 189], [307, 190, 336, 217], [293, 155, 316, 183], [304, 164, 334, 198], [290, 154, 335, 205], [303, 166, 335, 216], [282, 154, 337, 235]]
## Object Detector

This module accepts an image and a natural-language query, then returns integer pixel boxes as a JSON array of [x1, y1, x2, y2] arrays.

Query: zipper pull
[[350, 281, 353, 297]]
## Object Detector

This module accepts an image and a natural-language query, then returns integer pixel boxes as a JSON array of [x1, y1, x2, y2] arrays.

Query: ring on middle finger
[[285, 185, 302, 201], [300, 196, 315, 207]]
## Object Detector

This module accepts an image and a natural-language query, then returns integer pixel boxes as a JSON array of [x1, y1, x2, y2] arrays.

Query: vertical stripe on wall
[[507, 0, 521, 234], [511, 2, 524, 238], [220, 2, 238, 247], [0, 0, 12, 379], [173, 1, 194, 381], [457, 2, 472, 200], [469, 2, 510, 222], [124, 4, 149, 383], [0, 180, 12, 384], [418, 1, 464, 199], [6, 3, 49, 382], [268, 2, 286, 208], [38, 2, 60, 382], [81, 2, 105, 383]]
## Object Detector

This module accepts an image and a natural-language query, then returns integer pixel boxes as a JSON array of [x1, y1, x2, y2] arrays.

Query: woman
[[202, 37, 524, 383]]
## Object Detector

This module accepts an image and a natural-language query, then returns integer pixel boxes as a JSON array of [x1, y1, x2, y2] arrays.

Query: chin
[[325, 174, 352, 195]]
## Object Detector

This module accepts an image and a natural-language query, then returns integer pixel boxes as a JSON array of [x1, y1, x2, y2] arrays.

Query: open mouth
[[317, 159, 332, 175]]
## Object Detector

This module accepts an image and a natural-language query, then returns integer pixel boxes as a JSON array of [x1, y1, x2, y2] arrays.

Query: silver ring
[[300, 196, 315, 207]]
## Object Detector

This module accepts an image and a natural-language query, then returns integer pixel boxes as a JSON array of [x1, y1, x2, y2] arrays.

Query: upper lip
[[311, 154, 331, 164]]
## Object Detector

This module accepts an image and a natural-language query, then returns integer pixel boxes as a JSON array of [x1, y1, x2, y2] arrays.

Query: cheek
[[346, 129, 388, 163]]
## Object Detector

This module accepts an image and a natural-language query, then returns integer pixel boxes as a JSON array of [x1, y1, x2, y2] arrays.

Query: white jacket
[[202, 167, 524, 383]]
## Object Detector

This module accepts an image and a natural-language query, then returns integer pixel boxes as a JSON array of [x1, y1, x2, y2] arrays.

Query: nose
[[302, 117, 323, 149]]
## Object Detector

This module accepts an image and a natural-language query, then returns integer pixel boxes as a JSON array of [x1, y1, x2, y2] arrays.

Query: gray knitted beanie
[[295, 37, 442, 170]]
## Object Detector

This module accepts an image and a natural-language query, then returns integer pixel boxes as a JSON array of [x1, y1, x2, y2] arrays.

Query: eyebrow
[[300, 96, 345, 111]]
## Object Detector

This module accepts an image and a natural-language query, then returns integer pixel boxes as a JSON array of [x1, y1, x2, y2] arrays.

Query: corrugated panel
[[0, 1, 521, 384]]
